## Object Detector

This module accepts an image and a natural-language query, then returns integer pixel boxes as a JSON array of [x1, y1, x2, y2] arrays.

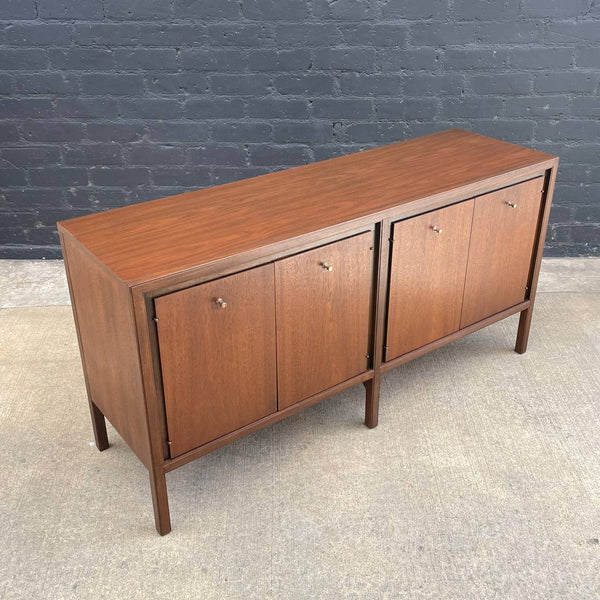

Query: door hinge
[[152, 316, 159, 323]]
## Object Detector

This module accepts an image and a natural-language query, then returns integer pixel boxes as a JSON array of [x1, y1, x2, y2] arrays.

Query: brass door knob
[[215, 297, 227, 308], [321, 262, 333, 271], [431, 225, 443, 234], [507, 201, 517, 208]]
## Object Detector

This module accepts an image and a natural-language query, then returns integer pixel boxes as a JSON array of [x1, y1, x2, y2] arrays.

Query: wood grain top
[[58, 129, 557, 286]]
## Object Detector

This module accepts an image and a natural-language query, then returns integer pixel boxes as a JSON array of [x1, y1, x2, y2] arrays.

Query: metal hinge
[[152, 316, 159, 323]]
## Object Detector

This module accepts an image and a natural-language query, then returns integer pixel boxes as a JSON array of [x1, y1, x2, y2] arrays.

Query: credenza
[[58, 129, 558, 535]]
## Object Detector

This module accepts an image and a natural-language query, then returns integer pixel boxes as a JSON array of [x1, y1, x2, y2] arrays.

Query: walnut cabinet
[[58, 130, 558, 534]]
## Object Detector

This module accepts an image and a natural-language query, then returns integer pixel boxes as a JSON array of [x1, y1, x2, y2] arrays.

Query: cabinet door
[[276, 233, 373, 409], [460, 177, 544, 328], [155, 264, 277, 458], [385, 200, 474, 361]]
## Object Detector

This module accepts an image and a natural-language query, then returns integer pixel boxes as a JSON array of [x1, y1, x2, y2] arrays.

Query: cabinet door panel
[[460, 177, 544, 328], [155, 264, 277, 458], [386, 200, 474, 361], [276, 233, 373, 409]]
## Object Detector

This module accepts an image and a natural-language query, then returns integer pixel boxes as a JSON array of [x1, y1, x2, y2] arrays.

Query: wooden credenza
[[58, 130, 558, 535]]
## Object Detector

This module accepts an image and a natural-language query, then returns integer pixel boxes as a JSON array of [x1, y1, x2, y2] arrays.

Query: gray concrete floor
[[0, 258, 599, 599]]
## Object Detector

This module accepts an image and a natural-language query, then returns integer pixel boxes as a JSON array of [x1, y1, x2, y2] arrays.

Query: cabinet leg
[[364, 377, 380, 429], [515, 307, 532, 355], [149, 467, 171, 536], [88, 400, 109, 451]]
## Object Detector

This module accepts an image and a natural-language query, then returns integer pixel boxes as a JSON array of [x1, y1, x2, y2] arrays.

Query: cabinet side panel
[[61, 234, 152, 467]]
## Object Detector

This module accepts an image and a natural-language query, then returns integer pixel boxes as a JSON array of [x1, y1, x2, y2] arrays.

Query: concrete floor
[[0, 258, 599, 599]]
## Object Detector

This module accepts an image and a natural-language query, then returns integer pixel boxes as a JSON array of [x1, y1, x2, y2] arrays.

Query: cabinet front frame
[[129, 162, 556, 476]]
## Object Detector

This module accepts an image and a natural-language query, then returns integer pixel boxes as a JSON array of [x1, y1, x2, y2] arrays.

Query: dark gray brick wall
[[0, 0, 599, 258]]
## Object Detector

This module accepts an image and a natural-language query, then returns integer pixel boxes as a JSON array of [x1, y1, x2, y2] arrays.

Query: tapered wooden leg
[[149, 467, 171, 535], [515, 307, 533, 354], [88, 400, 109, 451], [364, 376, 380, 429]]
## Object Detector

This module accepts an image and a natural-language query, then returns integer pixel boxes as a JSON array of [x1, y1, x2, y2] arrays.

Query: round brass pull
[[507, 201, 517, 209], [215, 297, 227, 308], [321, 262, 333, 271], [431, 225, 443, 234]]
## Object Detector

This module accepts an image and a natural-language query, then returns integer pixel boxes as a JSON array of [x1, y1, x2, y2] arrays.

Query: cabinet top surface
[[58, 129, 556, 286]]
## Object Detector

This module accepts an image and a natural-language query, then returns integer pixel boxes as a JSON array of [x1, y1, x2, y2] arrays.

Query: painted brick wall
[[0, 0, 598, 258]]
